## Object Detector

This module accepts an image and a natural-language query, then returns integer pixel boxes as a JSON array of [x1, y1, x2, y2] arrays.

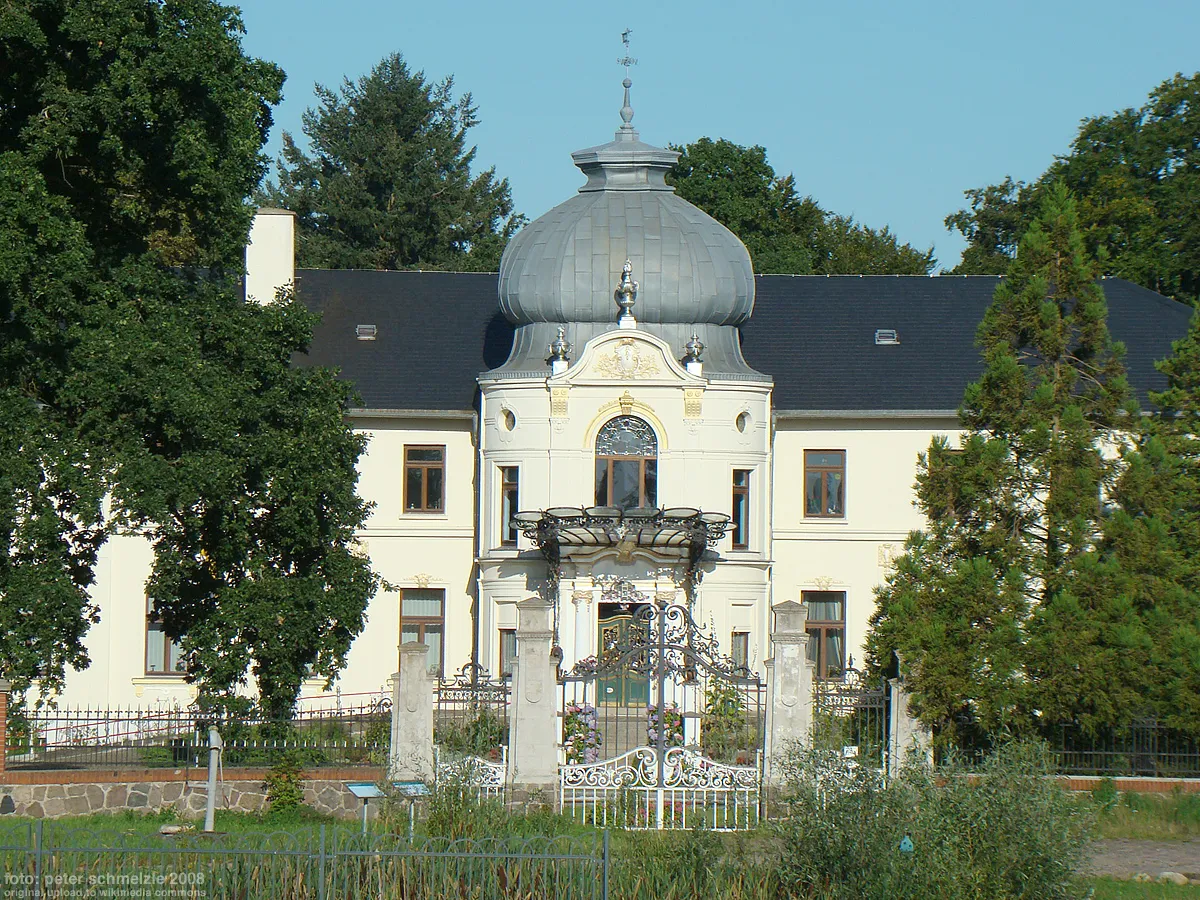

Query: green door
[[597, 613, 650, 706]]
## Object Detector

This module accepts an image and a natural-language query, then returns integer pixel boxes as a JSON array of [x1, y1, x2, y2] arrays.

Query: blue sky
[[238, 0, 1199, 269]]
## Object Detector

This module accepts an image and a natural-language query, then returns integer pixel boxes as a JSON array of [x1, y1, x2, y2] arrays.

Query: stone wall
[[0, 768, 383, 820]]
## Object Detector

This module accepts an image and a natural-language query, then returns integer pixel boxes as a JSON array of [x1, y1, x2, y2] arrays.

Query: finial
[[684, 332, 705, 363], [548, 326, 572, 362], [617, 28, 638, 135], [615, 260, 638, 326]]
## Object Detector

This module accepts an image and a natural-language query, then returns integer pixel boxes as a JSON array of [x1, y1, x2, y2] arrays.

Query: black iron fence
[[5, 700, 391, 771], [434, 663, 509, 760], [1046, 720, 1200, 777], [0, 822, 606, 900], [944, 717, 1200, 778]]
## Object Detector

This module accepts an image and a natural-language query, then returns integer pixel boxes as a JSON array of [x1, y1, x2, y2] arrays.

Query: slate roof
[[295, 270, 1193, 414]]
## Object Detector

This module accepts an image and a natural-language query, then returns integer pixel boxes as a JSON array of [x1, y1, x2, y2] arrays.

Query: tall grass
[[1087, 779, 1200, 840]]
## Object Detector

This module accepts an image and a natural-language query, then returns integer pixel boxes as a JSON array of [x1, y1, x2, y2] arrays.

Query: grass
[[1087, 781, 1200, 840], [1086, 878, 1200, 898], [4, 786, 1200, 900]]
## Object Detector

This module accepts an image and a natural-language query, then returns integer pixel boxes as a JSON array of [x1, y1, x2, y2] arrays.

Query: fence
[[0, 822, 606, 900], [4, 700, 390, 771], [1046, 720, 1200, 777], [943, 718, 1200, 778], [433, 663, 509, 759]]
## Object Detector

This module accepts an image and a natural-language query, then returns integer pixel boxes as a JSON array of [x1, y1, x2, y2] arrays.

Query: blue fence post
[[318, 823, 327, 900], [602, 828, 610, 900]]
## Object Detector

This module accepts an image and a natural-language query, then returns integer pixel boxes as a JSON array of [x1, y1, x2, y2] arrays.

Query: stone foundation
[[0, 768, 383, 820]]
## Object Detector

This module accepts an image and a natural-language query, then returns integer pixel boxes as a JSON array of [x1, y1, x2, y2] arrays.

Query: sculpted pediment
[[560, 331, 701, 386]]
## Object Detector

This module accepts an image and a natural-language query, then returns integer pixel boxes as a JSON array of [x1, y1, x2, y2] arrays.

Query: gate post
[[508, 597, 559, 792], [763, 601, 813, 786], [389, 643, 435, 781], [887, 674, 932, 778]]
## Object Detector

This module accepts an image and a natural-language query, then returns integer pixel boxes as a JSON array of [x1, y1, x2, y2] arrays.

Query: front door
[[597, 606, 649, 706]]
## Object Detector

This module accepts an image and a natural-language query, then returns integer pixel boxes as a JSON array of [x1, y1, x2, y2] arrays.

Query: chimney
[[244, 208, 296, 304]]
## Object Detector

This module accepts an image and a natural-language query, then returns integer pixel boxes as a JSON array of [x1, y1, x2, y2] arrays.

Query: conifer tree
[[868, 183, 1133, 738]]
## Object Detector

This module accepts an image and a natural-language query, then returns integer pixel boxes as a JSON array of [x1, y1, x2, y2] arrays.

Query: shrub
[[563, 703, 601, 764], [775, 740, 1090, 900], [263, 751, 305, 816], [647, 703, 683, 748]]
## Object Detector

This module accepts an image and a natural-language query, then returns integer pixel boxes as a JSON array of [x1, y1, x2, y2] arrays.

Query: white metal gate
[[559, 584, 765, 830]]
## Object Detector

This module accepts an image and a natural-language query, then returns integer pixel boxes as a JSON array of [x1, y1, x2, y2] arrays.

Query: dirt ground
[[1086, 839, 1200, 880]]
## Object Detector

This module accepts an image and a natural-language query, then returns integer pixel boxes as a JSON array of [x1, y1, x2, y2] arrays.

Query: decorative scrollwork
[[560, 746, 657, 790], [596, 415, 657, 456], [437, 662, 510, 705], [560, 746, 758, 791], [561, 585, 762, 687], [814, 667, 886, 717], [436, 753, 507, 790]]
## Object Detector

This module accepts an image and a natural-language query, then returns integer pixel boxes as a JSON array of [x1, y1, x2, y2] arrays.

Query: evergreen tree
[[668, 137, 935, 275], [868, 183, 1134, 738], [262, 53, 522, 272]]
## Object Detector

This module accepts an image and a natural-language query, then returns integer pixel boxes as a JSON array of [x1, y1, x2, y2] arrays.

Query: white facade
[[56, 346, 957, 707], [48, 92, 980, 709]]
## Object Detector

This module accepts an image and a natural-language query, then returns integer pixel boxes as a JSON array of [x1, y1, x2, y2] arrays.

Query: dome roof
[[497, 80, 754, 327]]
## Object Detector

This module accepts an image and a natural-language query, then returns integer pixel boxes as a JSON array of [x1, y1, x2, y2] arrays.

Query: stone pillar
[[389, 644, 435, 782], [887, 676, 933, 778], [507, 597, 559, 790], [0, 679, 9, 776], [763, 601, 813, 786]]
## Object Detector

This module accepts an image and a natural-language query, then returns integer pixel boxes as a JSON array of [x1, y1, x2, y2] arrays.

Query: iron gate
[[813, 667, 890, 775], [559, 583, 764, 830]]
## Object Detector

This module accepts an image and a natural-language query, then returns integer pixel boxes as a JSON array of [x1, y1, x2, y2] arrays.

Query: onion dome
[[497, 79, 754, 329]]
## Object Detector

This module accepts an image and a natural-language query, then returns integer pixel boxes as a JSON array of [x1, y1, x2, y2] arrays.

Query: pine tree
[[262, 53, 522, 272], [868, 182, 1134, 738]]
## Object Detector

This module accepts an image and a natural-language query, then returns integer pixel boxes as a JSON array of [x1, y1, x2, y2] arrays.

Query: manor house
[[61, 85, 1193, 709]]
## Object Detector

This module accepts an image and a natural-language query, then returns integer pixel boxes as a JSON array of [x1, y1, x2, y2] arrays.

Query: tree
[[946, 72, 1200, 305], [868, 183, 1138, 738], [1, 0, 377, 716], [667, 137, 935, 275], [262, 53, 522, 272]]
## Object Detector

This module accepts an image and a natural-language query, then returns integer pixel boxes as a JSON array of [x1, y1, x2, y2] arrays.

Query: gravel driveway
[[1085, 839, 1200, 880]]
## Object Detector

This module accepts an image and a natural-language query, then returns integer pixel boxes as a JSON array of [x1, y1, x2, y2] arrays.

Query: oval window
[[501, 409, 516, 432], [735, 412, 750, 433]]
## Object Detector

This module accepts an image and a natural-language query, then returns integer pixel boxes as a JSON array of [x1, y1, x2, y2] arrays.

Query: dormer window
[[356, 324, 377, 341], [874, 329, 899, 345]]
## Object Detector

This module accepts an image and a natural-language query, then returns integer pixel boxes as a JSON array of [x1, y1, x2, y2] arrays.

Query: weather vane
[[618, 28, 638, 72]]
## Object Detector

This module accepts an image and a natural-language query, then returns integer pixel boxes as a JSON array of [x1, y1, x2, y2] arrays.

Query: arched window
[[595, 416, 658, 510]]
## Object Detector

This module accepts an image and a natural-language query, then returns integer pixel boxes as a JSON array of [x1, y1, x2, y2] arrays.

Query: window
[[594, 416, 658, 510], [405, 446, 445, 512], [500, 466, 519, 546], [499, 628, 517, 680], [804, 450, 845, 517], [731, 631, 750, 671], [145, 601, 185, 675], [400, 588, 444, 675], [802, 591, 846, 680], [732, 469, 751, 548]]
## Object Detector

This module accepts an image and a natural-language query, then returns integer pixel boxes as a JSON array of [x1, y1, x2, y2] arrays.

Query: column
[[389, 644, 435, 782], [571, 589, 593, 664], [887, 676, 933, 778], [763, 600, 813, 786], [507, 597, 559, 790]]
